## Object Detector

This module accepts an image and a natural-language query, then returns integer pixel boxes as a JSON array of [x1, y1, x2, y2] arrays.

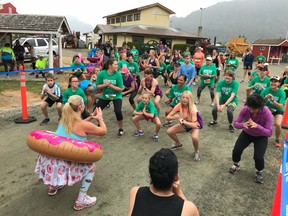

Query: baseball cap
[[120, 67, 129, 73], [264, 63, 269, 66], [270, 76, 280, 82], [206, 56, 212, 61]]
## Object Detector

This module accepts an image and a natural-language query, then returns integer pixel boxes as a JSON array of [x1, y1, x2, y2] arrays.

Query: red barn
[[252, 38, 288, 64], [0, 2, 17, 14]]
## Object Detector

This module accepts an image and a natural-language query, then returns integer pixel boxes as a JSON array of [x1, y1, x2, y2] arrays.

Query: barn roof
[[0, 14, 71, 35], [252, 38, 287, 46]]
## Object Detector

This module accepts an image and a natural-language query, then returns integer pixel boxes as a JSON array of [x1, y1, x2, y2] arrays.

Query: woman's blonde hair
[[62, 95, 84, 134], [180, 90, 197, 120]]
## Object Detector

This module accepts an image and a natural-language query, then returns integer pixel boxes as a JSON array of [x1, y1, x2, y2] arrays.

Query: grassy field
[[0, 80, 45, 94]]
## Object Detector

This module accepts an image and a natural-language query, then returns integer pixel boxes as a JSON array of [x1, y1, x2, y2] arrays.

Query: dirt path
[[0, 50, 285, 215]]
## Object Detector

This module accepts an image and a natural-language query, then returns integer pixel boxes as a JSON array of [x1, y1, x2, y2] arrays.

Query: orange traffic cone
[[282, 99, 288, 129]]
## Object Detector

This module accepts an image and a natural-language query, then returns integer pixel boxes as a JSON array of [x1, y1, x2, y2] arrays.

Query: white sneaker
[[211, 103, 215, 107], [193, 151, 200, 161], [74, 195, 97, 211], [195, 100, 200, 105], [192, 82, 196, 86]]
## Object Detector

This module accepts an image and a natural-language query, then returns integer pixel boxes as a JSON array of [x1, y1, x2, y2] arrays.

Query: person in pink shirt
[[193, 47, 205, 84]]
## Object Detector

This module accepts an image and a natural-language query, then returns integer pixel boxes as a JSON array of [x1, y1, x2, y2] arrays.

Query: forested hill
[[170, 0, 288, 44]]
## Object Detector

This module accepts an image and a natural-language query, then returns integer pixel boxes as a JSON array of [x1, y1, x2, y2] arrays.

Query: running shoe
[[211, 103, 215, 107], [229, 164, 240, 174], [40, 118, 50, 126], [229, 125, 234, 133], [255, 171, 263, 184], [48, 185, 64, 196], [208, 120, 218, 126], [74, 195, 97, 211], [275, 140, 281, 147], [170, 143, 183, 151], [118, 128, 124, 137], [133, 130, 144, 137], [163, 121, 172, 127], [194, 100, 201, 105], [153, 133, 159, 142], [193, 151, 200, 161]]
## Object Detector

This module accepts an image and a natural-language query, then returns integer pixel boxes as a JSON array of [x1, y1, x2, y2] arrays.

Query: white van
[[13, 37, 59, 60]]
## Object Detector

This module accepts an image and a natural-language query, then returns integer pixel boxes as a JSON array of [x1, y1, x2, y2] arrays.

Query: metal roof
[[95, 24, 203, 39], [252, 38, 287, 46], [0, 14, 71, 35]]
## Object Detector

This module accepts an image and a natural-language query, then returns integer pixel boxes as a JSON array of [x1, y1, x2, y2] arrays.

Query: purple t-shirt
[[123, 74, 138, 89], [234, 106, 273, 137]]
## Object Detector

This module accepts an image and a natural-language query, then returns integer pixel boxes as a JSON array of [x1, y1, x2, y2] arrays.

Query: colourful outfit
[[34, 123, 94, 187], [232, 106, 272, 172]]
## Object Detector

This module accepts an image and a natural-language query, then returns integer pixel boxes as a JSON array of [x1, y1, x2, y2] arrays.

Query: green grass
[[0, 80, 45, 94]]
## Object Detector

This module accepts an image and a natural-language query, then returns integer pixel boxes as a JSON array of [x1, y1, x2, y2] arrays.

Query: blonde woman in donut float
[[34, 95, 107, 210]]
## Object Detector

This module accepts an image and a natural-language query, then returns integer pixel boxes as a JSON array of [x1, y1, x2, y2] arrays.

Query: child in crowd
[[132, 93, 161, 142], [39, 73, 62, 125], [35, 55, 48, 78]]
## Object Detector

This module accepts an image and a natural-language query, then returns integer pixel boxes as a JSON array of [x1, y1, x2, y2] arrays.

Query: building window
[[134, 13, 140, 21], [107, 19, 110, 24], [260, 46, 266, 51], [127, 14, 133, 22], [111, 18, 115, 24], [116, 17, 120, 23], [186, 39, 196, 45], [132, 35, 144, 43], [121, 16, 126, 22]]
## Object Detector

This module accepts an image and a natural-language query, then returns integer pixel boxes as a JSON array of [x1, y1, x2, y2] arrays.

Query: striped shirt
[[41, 82, 61, 99]]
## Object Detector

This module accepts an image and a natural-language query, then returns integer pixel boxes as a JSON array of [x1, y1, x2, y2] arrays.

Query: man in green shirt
[[196, 56, 217, 106]]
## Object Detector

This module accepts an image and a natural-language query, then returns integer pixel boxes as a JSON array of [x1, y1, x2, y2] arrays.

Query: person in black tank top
[[128, 148, 199, 216]]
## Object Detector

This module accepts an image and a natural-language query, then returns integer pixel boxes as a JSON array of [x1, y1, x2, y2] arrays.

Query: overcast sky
[[6, 0, 230, 26]]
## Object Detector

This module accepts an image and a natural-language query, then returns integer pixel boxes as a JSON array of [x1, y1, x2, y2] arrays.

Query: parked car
[[12, 37, 59, 61]]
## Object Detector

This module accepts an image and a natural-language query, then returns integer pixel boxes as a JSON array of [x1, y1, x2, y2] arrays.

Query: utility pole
[[198, 8, 205, 36]]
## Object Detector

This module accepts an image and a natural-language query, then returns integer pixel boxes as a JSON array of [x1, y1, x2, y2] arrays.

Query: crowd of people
[[30, 43, 288, 213]]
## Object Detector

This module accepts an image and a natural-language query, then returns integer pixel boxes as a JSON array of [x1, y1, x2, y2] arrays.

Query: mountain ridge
[[170, 0, 288, 43]]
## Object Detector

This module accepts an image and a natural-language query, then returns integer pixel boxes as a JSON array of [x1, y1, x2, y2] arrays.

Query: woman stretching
[[34, 95, 107, 210]]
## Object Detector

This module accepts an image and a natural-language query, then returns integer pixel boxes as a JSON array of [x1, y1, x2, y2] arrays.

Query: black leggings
[[124, 89, 138, 105], [158, 73, 168, 84], [94, 98, 123, 121], [212, 103, 235, 124], [197, 85, 214, 100], [232, 131, 268, 171]]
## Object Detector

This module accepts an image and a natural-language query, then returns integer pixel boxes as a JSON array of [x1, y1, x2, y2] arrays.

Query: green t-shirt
[[135, 101, 158, 117], [130, 49, 139, 62], [62, 87, 87, 104], [250, 70, 258, 78], [257, 55, 266, 62], [96, 70, 124, 100], [166, 64, 174, 73], [168, 85, 190, 107], [71, 62, 86, 77], [248, 76, 270, 95], [114, 51, 119, 62], [158, 62, 166, 74], [216, 79, 239, 105], [284, 77, 288, 90], [260, 87, 286, 112], [118, 60, 128, 69], [178, 58, 185, 65], [199, 64, 217, 87], [127, 62, 140, 77], [225, 58, 239, 71]]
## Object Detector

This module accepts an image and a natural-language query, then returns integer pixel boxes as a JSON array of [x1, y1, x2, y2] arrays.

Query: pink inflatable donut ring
[[26, 130, 103, 163]]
